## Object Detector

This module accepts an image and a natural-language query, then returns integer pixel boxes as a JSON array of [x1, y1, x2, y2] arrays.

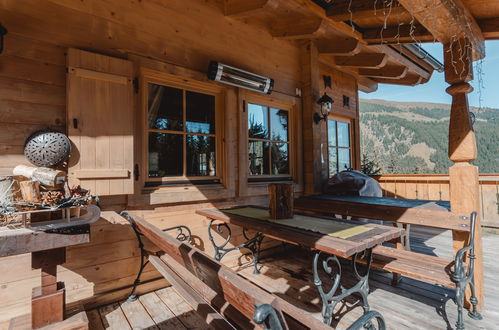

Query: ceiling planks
[[397, 0, 485, 60]]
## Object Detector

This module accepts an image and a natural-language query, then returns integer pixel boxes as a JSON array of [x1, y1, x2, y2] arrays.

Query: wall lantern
[[0, 24, 7, 54], [207, 61, 274, 94], [314, 92, 333, 124]]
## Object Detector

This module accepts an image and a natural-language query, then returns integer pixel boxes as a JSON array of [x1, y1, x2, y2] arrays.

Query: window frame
[[327, 115, 353, 176], [141, 71, 224, 184], [245, 96, 295, 181]]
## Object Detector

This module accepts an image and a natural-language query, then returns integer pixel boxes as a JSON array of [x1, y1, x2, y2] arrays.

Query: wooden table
[[196, 206, 403, 325]]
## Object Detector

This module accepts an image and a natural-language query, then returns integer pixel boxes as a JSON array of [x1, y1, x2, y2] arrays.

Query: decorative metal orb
[[24, 130, 71, 167]]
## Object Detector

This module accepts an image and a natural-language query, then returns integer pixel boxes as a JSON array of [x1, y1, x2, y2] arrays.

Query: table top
[[196, 206, 403, 258]]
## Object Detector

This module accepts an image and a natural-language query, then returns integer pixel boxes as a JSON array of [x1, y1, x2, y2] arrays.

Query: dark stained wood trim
[[294, 195, 471, 231]]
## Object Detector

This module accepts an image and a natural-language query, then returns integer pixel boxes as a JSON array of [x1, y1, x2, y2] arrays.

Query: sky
[[360, 40, 499, 109]]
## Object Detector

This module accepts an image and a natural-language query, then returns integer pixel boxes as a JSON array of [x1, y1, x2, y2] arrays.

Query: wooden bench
[[126, 213, 387, 330], [295, 196, 483, 330]]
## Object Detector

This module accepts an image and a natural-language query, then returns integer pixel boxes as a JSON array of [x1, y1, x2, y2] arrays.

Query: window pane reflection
[[248, 104, 269, 139], [270, 108, 288, 141], [338, 148, 351, 171], [186, 91, 215, 134], [271, 143, 289, 175], [148, 132, 183, 177], [328, 147, 338, 176], [248, 141, 269, 175], [187, 135, 216, 176], [338, 122, 350, 147], [328, 120, 337, 147], [148, 84, 183, 131]]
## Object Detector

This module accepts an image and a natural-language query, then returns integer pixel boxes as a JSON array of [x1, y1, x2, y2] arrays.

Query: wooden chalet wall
[[0, 0, 360, 321]]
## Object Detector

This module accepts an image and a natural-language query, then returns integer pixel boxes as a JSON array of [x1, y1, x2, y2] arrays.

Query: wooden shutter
[[67, 49, 134, 195]]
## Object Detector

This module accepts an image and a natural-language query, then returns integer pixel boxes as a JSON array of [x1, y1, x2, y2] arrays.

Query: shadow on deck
[[89, 226, 499, 329]]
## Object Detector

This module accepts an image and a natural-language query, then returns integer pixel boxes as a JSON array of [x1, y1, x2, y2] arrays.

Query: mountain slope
[[359, 99, 499, 174]]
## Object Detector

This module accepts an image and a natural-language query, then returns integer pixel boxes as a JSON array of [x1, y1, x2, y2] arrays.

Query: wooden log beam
[[357, 76, 378, 93], [374, 74, 425, 86], [444, 38, 483, 310], [363, 24, 435, 44], [327, 0, 406, 22], [223, 0, 279, 17], [359, 65, 408, 79], [364, 18, 499, 44], [271, 17, 327, 39], [335, 53, 388, 69], [317, 37, 361, 56], [397, 0, 485, 60], [373, 45, 431, 80]]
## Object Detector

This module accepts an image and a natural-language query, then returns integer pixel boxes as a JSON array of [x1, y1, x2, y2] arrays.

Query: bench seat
[[371, 245, 454, 287]]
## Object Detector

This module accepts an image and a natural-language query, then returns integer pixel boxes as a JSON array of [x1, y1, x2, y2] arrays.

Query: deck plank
[[120, 298, 158, 330], [98, 303, 131, 330], [139, 291, 187, 330], [155, 287, 211, 330]]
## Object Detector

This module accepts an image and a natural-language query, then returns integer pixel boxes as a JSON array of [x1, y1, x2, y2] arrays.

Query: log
[[268, 183, 294, 219], [14, 165, 66, 188], [20, 180, 41, 203], [0, 175, 21, 203]]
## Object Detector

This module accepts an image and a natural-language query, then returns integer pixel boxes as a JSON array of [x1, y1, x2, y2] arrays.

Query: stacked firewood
[[0, 165, 96, 226]]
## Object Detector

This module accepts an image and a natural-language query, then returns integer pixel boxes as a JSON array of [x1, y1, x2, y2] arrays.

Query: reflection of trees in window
[[147, 83, 217, 179], [248, 103, 290, 176], [328, 119, 352, 176]]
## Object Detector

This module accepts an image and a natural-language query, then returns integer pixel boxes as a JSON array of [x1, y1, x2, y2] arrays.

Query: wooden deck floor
[[89, 226, 499, 329]]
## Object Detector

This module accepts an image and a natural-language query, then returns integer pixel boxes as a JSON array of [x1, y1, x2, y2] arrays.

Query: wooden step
[[371, 246, 455, 287]]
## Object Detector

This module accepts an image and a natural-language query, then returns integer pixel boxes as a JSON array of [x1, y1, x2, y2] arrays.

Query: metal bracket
[[207, 219, 264, 274], [313, 249, 373, 326]]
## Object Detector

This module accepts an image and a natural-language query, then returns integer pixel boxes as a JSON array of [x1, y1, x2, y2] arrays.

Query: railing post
[[444, 38, 483, 310]]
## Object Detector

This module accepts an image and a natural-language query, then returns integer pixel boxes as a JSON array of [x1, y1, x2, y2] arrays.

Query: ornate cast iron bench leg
[[313, 248, 374, 326], [121, 212, 192, 301], [207, 218, 264, 274], [253, 303, 386, 330], [451, 212, 482, 330]]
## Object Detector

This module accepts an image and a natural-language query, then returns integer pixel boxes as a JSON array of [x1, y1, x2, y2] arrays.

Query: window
[[248, 103, 290, 177], [328, 118, 352, 176], [147, 82, 219, 181]]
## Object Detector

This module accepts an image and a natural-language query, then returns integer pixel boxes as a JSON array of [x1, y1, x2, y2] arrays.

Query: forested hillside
[[359, 99, 499, 174]]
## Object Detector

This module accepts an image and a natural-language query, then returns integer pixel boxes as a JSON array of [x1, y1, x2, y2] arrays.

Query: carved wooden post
[[444, 38, 483, 310]]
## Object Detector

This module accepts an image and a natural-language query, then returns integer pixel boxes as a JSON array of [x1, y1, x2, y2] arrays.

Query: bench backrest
[[131, 214, 332, 330]]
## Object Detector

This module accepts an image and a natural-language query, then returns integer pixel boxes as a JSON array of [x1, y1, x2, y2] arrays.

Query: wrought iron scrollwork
[[162, 225, 192, 243], [450, 212, 482, 330], [207, 219, 264, 274], [313, 249, 373, 326], [120, 211, 193, 301], [253, 304, 284, 330]]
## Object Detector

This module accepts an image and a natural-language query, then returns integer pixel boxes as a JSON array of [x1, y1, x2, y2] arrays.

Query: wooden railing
[[374, 174, 499, 228]]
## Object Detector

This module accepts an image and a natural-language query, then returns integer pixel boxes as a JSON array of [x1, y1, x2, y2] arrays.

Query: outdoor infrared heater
[[207, 61, 274, 94]]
